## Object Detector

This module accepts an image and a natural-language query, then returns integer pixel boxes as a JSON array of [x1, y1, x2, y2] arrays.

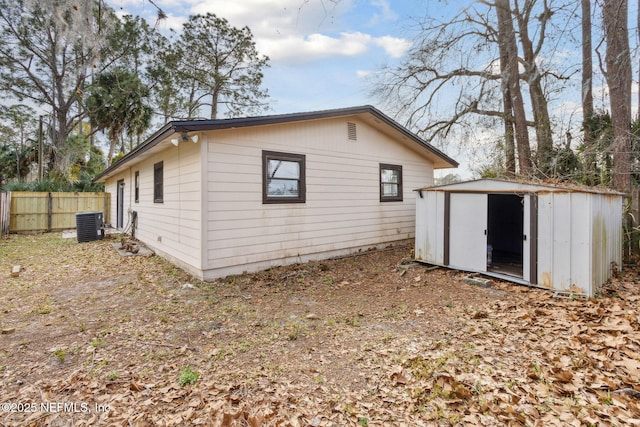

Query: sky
[[105, 0, 467, 176], [106, 0, 432, 114], [103, 0, 639, 179]]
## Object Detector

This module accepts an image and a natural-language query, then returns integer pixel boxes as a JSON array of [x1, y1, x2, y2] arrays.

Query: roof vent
[[347, 122, 357, 141]]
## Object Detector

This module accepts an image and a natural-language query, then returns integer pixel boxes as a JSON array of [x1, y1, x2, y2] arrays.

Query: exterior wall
[[105, 171, 131, 230], [203, 117, 435, 279], [104, 141, 203, 276]]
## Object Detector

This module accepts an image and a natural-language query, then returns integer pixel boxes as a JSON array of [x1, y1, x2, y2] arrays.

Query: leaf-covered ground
[[0, 233, 639, 426]]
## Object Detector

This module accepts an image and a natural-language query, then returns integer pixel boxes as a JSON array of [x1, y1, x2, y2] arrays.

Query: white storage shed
[[414, 179, 625, 296]]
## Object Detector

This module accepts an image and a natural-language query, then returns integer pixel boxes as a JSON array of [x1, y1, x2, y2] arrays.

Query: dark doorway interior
[[487, 194, 523, 277]]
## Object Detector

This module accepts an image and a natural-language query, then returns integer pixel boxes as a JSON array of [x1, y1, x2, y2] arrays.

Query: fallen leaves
[[1, 234, 640, 426]]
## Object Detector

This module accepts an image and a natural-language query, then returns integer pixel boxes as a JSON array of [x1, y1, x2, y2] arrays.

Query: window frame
[[262, 150, 306, 204], [153, 161, 163, 203], [134, 171, 140, 203], [379, 163, 403, 202]]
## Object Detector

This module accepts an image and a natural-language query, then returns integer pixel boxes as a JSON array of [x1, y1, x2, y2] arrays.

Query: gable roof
[[95, 105, 458, 181]]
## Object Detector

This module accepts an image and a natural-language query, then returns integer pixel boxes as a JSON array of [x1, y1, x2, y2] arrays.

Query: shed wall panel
[[569, 193, 591, 293], [414, 190, 444, 264], [552, 194, 572, 289]]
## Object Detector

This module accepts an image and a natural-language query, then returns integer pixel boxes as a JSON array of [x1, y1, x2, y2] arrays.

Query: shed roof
[[416, 178, 626, 196], [95, 105, 458, 182]]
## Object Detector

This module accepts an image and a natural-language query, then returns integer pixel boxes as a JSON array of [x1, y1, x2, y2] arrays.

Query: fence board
[[0, 192, 10, 236], [8, 192, 110, 233]]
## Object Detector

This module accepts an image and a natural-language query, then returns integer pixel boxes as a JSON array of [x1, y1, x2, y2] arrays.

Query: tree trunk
[[603, 0, 632, 192], [582, 0, 596, 184], [514, 0, 553, 176], [496, 0, 532, 176], [497, 5, 516, 176]]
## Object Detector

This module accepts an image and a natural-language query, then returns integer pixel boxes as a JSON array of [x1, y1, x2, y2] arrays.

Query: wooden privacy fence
[[5, 192, 110, 233]]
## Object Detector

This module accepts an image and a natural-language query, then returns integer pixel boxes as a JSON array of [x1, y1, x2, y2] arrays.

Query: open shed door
[[448, 193, 488, 271]]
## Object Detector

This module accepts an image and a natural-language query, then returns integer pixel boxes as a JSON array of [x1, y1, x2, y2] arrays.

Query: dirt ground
[[1, 233, 639, 426]]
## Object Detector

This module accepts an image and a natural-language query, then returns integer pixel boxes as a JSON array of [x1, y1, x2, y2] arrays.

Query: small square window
[[262, 151, 305, 204], [380, 163, 402, 202], [153, 162, 163, 203]]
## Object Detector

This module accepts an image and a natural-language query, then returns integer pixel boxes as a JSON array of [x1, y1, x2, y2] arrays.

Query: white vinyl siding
[[104, 140, 203, 274], [203, 117, 434, 278]]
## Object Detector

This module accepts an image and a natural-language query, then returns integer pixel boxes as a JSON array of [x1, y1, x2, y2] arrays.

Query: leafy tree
[[85, 68, 152, 165], [177, 13, 270, 119], [0, 0, 112, 171], [145, 32, 188, 123], [578, 112, 614, 186], [0, 104, 37, 183]]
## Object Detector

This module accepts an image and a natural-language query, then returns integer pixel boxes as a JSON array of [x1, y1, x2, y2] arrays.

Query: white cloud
[[356, 70, 372, 78], [259, 31, 372, 63], [188, 0, 353, 38], [372, 36, 411, 58], [369, 0, 398, 25], [108, 0, 408, 65]]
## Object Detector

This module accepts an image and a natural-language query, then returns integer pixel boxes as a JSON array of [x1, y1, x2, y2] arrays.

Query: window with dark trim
[[153, 162, 163, 203], [380, 163, 403, 202], [262, 150, 306, 204], [134, 171, 140, 203]]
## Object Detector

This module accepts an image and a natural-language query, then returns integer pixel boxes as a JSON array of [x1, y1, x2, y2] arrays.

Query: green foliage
[[85, 68, 152, 164], [2, 176, 103, 192], [578, 112, 614, 186], [0, 104, 38, 184], [178, 366, 200, 386], [0, 0, 114, 171], [52, 349, 66, 362], [547, 145, 582, 181]]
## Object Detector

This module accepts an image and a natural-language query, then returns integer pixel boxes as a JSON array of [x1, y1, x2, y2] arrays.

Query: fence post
[[47, 192, 52, 232]]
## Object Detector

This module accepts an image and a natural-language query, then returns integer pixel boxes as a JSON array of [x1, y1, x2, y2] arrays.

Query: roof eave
[[94, 105, 458, 181]]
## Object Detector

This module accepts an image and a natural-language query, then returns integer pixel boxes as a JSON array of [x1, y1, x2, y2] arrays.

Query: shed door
[[449, 193, 488, 271]]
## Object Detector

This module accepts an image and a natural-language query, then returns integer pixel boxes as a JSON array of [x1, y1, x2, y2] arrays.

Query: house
[[414, 178, 624, 296], [94, 106, 458, 280]]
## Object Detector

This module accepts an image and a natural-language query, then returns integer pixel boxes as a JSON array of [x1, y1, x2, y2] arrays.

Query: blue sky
[[106, 0, 432, 114]]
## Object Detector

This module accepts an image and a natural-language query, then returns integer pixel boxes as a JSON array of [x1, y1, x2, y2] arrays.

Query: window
[[262, 151, 305, 204], [134, 171, 140, 203], [380, 164, 402, 202], [153, 162, 163, 203]]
